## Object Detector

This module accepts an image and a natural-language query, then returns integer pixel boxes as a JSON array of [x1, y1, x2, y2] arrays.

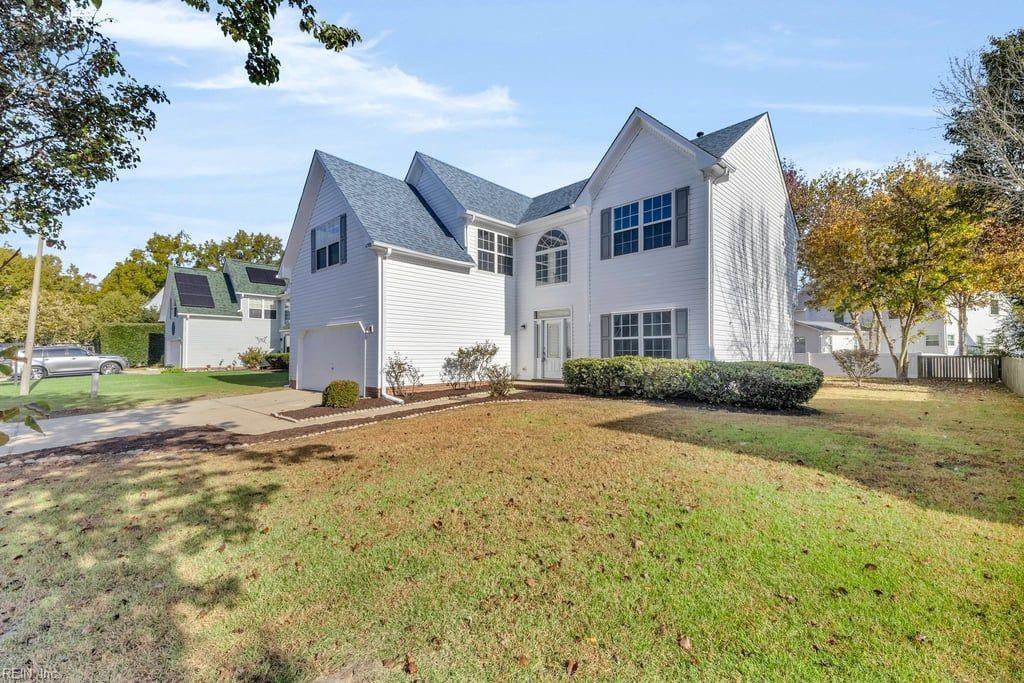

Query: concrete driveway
[[2, 389, 321, 456]]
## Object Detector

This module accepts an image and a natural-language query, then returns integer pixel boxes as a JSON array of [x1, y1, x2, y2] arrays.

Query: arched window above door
[[535, 229, 568, 285]]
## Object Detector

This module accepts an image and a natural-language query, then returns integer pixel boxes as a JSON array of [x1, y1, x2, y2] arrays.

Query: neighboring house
[[145, 287, 163, 312], [278, 108, 797, 395], [158, 259, 287, 368], [795, 293, 1008, 357]]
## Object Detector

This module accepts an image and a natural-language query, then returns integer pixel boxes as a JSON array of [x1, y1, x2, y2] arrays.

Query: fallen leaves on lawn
[[404, 653, 418, 674], [677, 634, 692, 651], [566, 659, 579, 677]]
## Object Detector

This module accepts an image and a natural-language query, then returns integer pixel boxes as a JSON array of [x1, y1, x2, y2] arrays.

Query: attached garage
[[297, 323, 367, 393]]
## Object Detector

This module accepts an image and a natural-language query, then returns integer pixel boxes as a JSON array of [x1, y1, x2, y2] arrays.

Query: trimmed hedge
[[97, 323, 165, 367], [563, 357, 823, 409], [266, 352, 289, 370], [322, 379, 360, 408]]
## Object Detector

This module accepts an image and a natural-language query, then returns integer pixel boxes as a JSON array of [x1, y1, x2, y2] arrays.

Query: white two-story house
[[278, 108, 797, 395]]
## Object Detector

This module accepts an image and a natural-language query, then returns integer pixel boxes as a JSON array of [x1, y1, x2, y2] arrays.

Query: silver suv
[[19, 345, 128, 380]]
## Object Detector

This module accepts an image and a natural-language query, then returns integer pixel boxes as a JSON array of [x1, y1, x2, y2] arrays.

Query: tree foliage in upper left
[[0, 0, 166, 244]]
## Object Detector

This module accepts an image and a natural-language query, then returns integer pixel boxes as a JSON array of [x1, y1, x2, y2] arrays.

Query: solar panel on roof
[[245, 266, 285, 287], [174, 272, 215, 308]]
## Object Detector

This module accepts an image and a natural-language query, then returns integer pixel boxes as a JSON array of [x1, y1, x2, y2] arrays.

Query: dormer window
[[477, 229, 513, 275]]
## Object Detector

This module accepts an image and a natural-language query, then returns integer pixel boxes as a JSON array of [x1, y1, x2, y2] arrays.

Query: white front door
[[540, 318, 568, 379]]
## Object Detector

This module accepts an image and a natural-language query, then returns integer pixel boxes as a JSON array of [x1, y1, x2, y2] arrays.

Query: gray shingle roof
[[317, 151, 472, 263], [169, 266, 240, 317], [796, 320, 854, 333], [417, 153, 533, 225], [689, 113, 764, 157], [520, 179, 589, 223], [223, 258, 286, 296]]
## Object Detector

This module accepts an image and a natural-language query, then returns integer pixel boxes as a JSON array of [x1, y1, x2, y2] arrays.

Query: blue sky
[[14, 0, 1021, 278]]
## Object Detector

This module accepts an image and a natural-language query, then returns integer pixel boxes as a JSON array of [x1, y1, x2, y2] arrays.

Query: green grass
[[0, 369, 288, 414], [0, 380, 1022, 680]]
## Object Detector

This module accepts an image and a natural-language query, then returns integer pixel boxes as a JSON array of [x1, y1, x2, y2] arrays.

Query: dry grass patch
[[1, 381, 1022, 680]]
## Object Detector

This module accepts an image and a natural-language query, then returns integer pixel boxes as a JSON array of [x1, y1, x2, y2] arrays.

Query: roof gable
[[416, 154, 532, 225], [316, 151, 472, 263]]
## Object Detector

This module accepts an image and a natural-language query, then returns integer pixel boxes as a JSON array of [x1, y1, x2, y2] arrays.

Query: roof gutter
[[462, 211, 517, 230], [369, 242, 472, 270]]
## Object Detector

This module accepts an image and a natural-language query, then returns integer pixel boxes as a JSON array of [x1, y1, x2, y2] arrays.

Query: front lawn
[[0, 370, 288, 415], [1, 381, 1022, 679]]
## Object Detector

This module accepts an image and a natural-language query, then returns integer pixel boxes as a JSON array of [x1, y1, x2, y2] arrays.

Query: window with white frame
[[990, 299, 1000, 315], [794, 336, 806, 354], [947, 333, 955, 347], [925, 333, 940, 347], [613, 310, 672, 357], [477, 229, 513, 275], [247, 298, 277, 319], [612, 192, 672, 256], [642, 193, 672, 250], [282, 301, 290, 326], [312, 216, 345, 272], [535, 230, 568, 285]]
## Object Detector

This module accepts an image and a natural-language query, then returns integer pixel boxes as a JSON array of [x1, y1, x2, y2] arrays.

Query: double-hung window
[[925, 334, 940, 347], [248, 299, 277, 319], [612, 192, 673, 256], [477, 229, 513, 275], [642, 193, 672, 250], [311, 216, 346, 272], [612, 203, 639, 256], [612, 310, 673, 358]]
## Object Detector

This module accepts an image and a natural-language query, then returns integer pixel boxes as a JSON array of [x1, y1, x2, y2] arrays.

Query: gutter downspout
[[706, 176, 715, 361], [182, 314, 189, 369], [375, 247, 403, 405]]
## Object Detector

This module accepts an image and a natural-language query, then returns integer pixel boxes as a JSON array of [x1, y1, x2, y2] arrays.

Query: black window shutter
[[339, 214, 348, 264], [675, 187, 690, 247], [310, 226, 317, 273], [600, 209, 611, 260], [600, 314, 612, 357], [674, 308, 689, 358]]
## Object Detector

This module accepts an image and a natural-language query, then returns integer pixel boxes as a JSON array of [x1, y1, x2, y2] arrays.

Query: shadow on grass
[[597, 403, 1024, 527], [0, 443, 326, 679]]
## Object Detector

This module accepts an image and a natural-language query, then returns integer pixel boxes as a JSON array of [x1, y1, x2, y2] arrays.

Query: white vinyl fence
[[794, 352, 920, 379], [1003, 357, 1024, 397]]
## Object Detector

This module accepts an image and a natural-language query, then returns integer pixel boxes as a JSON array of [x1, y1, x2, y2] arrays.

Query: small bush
[[384, 352, 423, 396], [484, 364, 514, 397], [440, 341, 500, 389], [266, 352, 289, 370], [322, 379, 360, 408], [832, 349, 879, 386], [563, 357, 823, 409], [237, 346, 268, 370]]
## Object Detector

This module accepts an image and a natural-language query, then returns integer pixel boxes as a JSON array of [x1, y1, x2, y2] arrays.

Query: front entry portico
[[534, 309, 571, 380]]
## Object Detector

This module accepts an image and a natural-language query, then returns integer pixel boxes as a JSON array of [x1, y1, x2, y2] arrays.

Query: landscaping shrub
[[563, 357, 823, 409], [97, 323, 164, 366], [266, 352, 289, 370], [484, 364, 514, 397], [237, 347, 268, 370], [832, 349, 880, 386], [440, 341, 499, 389], [384, 352, 423, 396], [161, 367, 184, 374], [322, 379, 359, 408]]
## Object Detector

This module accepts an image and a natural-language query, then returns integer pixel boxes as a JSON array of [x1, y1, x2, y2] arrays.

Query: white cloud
[[101, 0, 519, 133], [761, 102, 936, 118], [704, 41, 863, 71]]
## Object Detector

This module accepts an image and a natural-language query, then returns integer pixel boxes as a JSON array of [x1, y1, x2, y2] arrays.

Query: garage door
[[298, 324, 365, 393]]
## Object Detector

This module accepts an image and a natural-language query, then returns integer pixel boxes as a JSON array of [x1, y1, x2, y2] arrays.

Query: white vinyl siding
[[710, 116, 796, 361], [289, 172, 379, 386], [383, 250, 512, 385], [182, 315, 275, 368], [588, 128, 710, 359]]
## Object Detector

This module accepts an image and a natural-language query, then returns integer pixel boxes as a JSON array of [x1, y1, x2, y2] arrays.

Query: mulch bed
[[1, 391, 567, 468], [277, 387, 481, 421]]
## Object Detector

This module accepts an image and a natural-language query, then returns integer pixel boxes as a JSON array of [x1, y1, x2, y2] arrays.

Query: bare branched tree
[[938, 29, 1024, 219]]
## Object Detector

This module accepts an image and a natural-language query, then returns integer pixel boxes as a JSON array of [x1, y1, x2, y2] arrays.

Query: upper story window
[[477, 229, 513, 275], [925, 333, 940, 347], [247, 298, 277, 319], [612, 192, 672, 256], [990, 299, 1000, 315], [833, 311, 846, 324], [282, 301, 291, 325], [311, 215, 347, 272], [535, 230, 568, 285]]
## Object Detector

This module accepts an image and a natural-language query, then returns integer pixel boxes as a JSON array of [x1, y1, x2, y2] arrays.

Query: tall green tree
[[100, 231, 197, 299], [940, 28, 1024, 220], [195, 229, 283, 268], [0, 0, 166, 244]]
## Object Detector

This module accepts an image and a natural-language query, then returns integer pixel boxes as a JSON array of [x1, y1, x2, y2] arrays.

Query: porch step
[[513, 380, 570, 393]]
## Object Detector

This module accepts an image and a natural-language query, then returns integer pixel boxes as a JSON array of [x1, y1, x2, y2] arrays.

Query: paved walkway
[[1, 389, 492, 457]]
